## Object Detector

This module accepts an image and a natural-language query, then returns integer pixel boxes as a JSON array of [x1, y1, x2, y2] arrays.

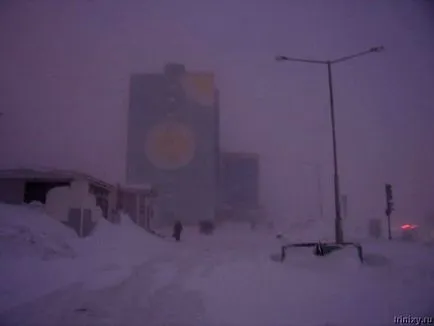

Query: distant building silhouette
[[126, 63, 220, 225]]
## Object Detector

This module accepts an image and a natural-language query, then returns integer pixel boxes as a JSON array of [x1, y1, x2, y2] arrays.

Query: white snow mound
[[0, 203, 77, 260]]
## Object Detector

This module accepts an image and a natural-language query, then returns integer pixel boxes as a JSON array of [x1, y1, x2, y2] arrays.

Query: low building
[[0, 168, 157, 237]]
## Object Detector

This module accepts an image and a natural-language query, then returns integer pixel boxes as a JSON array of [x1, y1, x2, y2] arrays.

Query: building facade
[[126, 63, 220, 225], [219, 152, 260, 210], [217, 152, 263, 224]]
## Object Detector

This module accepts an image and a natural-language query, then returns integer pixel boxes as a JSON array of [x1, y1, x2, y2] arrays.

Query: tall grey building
[[126, 63, 219, 225]]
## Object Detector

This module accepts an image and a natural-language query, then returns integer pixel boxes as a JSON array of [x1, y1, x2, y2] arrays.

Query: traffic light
[[385, 184, 393, 202], [385, 183, 394, 217], [384, 183, 394, 240]]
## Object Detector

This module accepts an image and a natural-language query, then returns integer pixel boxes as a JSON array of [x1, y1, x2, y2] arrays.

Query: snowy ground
[[1, 203, 434, 326]]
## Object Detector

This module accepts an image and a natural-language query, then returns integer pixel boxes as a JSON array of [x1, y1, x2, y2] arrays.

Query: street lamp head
[[370, 46, 385, 53], [275, 55, 288, 61]]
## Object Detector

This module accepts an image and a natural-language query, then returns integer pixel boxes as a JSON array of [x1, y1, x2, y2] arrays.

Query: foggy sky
[[1, 0, 433, 233]]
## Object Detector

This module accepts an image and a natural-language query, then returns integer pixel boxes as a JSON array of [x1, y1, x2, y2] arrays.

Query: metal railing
[[280, 242, 364, 263]]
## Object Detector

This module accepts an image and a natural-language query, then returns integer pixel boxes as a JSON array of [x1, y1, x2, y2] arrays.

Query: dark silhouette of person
[[173, 220, 183, 242]]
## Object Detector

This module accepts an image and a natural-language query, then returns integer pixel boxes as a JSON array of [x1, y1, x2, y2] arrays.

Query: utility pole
[[385, 183, 394, 240], [276, 46, 384, 244]]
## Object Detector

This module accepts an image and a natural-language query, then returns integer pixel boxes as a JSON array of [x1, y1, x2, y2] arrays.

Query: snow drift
[[0, 203, 170, 313], [0, 203, 77, 261]]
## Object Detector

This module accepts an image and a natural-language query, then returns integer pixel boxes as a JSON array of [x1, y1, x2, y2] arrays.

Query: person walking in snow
[[172, 220, 183, 242]]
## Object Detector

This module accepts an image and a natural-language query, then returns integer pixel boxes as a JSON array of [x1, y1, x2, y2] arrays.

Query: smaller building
[[219, 152, 260, 208], [218, 152, 264, 225], [0, 169, 157, 237]]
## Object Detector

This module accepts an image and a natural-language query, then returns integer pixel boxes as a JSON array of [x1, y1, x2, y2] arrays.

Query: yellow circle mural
[[145, 121, 196, 170]]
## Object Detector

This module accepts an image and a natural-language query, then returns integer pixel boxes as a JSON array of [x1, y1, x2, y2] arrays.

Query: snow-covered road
[[1, 204, 434, 326], [0, 247, 206, 326], [2, 239, 434, 326], [0, 240, 267, 326]]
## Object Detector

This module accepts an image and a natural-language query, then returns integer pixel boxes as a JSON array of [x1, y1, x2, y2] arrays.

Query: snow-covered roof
[[0, 168, 114, 190], [0, 168, 74, 180]]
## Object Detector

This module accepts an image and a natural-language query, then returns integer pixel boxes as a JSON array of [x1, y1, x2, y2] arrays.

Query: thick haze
[[1, 0, 433, 234]]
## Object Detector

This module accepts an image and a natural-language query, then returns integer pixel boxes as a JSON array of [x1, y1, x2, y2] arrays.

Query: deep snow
[[0, 203, 433, 326], [0, 203, 171, 313]]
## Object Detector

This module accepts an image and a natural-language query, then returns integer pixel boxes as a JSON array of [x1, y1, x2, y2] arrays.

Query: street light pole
[[276, 46, 384, 244], [326, 61, 343, 243]]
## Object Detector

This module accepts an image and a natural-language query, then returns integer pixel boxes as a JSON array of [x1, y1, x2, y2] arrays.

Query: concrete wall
[[45, 179, 103, 223], [0, 179, 25, 204]]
